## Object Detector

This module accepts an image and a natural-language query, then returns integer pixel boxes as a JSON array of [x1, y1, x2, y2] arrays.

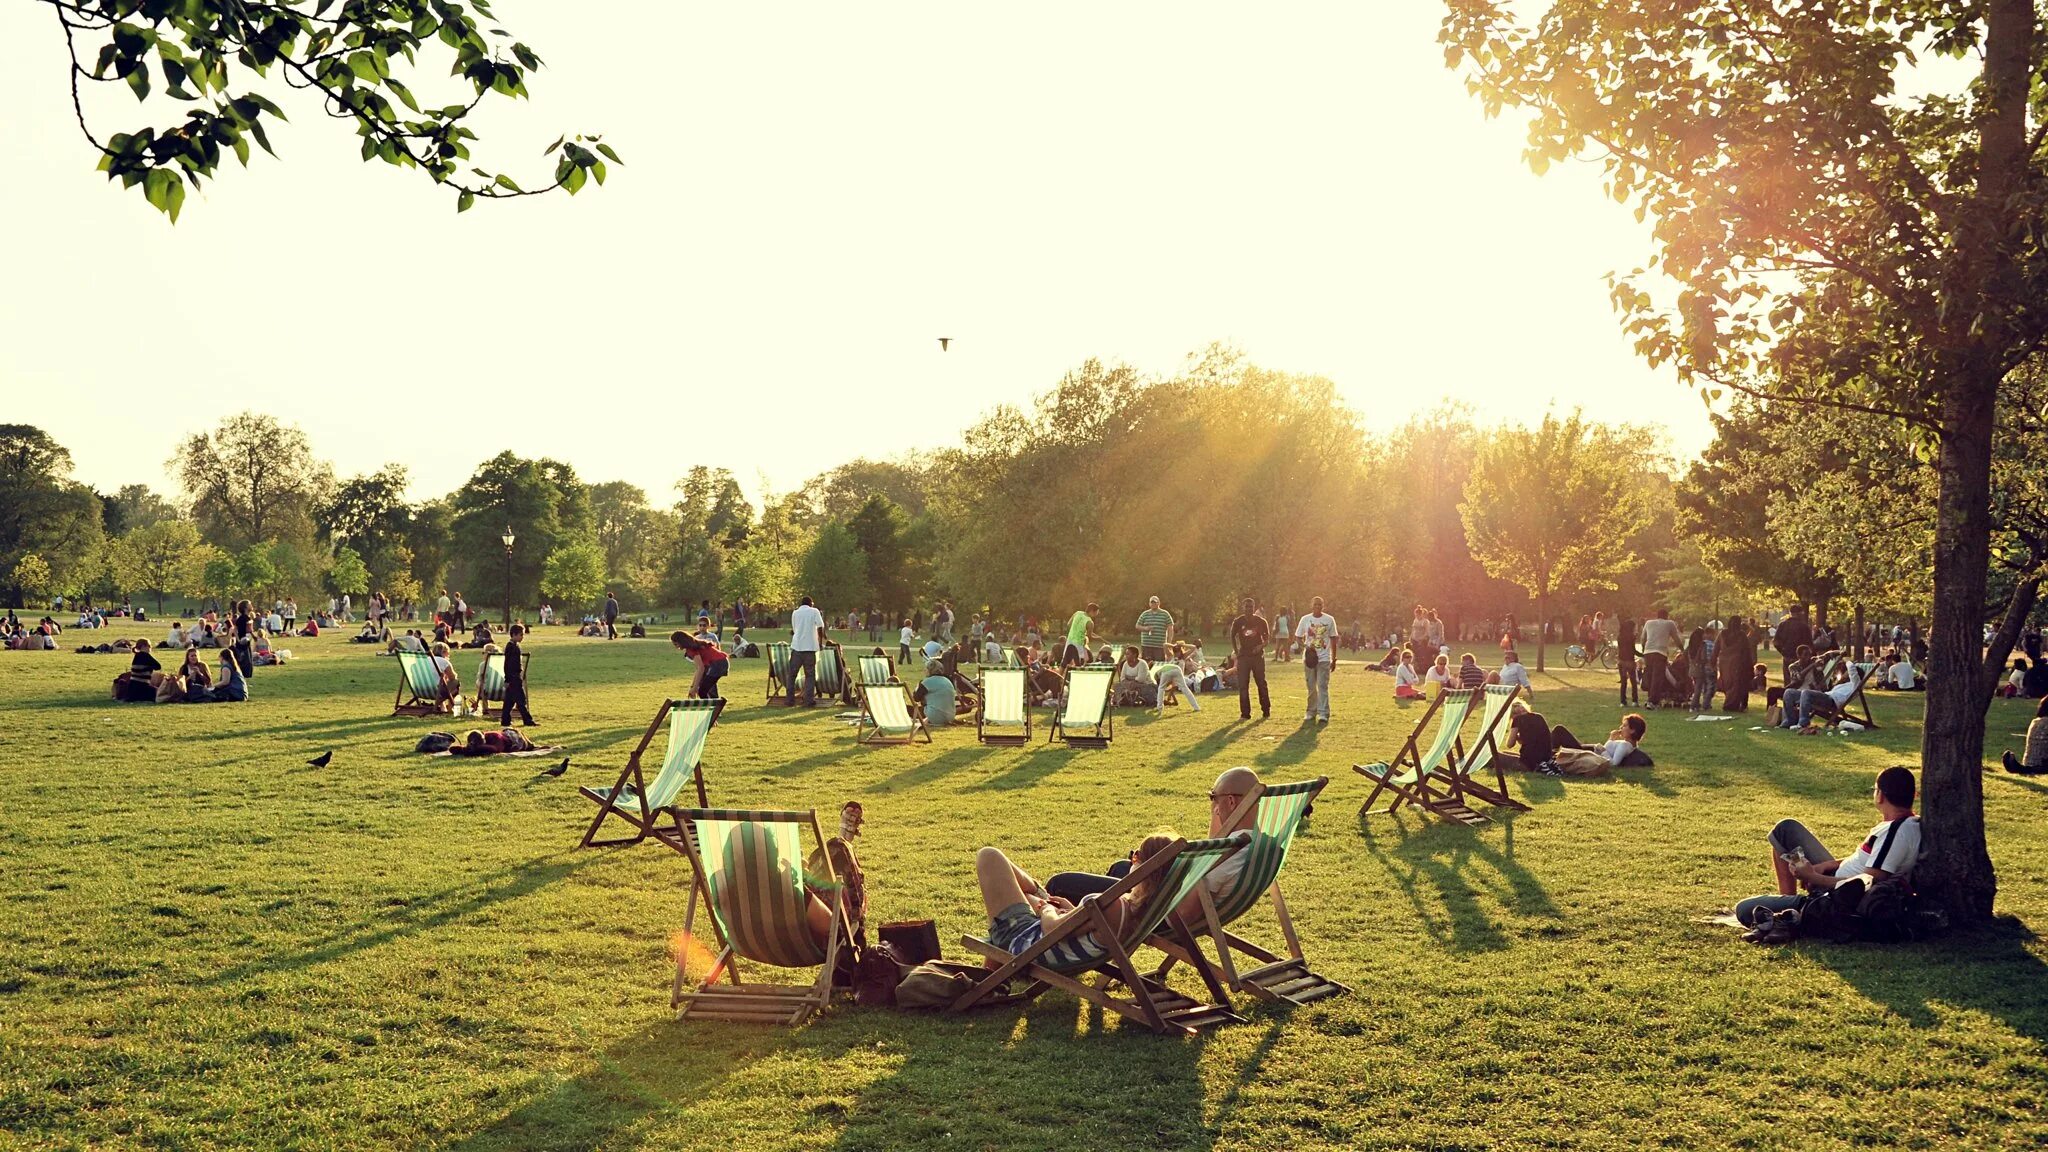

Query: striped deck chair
[[976, 667, 1033, 746], [1447, 684, 1532, 814], [1834, 662, 1880, 729], [1049, 666, 1114, 748], [579, 697, 724, 848], [392, 648, 456, 716], [857, 654, 895, 690], [857, 681, 932, 745], [671, 808, 850, 1025], [1354, 687, 1487, 826], [951, 832, 1252, 1035], [1148, 777, 1348, 1005], [815, 646, 851, 704], [765, 642, 793, 704], [1007, 647, 1026, 670], [472, 649, 531, 713]]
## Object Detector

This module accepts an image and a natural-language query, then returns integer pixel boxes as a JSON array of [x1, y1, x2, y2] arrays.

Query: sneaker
[[1537, 760, 1563, 777]]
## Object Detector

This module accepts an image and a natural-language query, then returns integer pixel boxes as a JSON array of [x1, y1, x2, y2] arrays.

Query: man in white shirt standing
[[787, 595, 826, 707], [1294, 596, 1339, 724], [1735, 766, 1921, 932]]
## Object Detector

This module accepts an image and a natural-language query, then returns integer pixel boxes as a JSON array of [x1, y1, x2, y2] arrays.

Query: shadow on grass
[[966, 746, 1078, 792], [867, 746, 985, 793], [1162, 722, 1250, 771], [1356, 809, 1558, 953], [1253, 722, 1320, 767], [200, 853, 593, 987], [1808, 918, 2048, 1048]]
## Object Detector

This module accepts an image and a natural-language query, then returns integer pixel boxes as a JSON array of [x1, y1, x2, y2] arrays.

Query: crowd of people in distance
[[3, 610, 65, 649]]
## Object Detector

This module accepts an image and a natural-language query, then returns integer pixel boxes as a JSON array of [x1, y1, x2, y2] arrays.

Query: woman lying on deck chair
[[972, 833, 1174, 961]]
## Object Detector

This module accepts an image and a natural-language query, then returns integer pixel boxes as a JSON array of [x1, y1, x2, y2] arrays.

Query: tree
[[10, 554, 53, 607], [1459, 413, 1653, 671], [0, 426, 106, 606], [201, 552, 240, 603], [172, 412, 331, 552], [813, 458, 933, 523], [114, 519, 206, 615], [448, 453, 587, 608], [848, 495, 911, 615], [678, 466, 752, 549], [658, 508, 725, 611], [327, 545, 370, 600], [721, 545, 794, 612], [103, 484, 177, 535], [1675, 406, 1844, 623], [588, 481, 654, 584], [235, 543, 278, 599], [799, 523, 870, 613], [540, 540, 606, 615], [1441, 0, 2048, 921], [34, 0, 618, 221]]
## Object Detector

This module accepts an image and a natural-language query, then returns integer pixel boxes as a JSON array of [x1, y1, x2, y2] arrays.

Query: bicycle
[[1565, 637, 1618, 670]]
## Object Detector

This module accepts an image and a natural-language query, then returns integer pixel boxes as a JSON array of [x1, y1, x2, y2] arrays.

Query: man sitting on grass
[[1734, 766, 1920, 939], [2003, 695, 2048, 775]]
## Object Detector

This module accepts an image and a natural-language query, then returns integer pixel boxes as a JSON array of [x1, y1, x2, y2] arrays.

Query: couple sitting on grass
[[971, 767, 1268, 958]]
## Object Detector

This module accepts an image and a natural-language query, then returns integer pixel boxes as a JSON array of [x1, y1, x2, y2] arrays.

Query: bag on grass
[[415, 731, 456, 754], [893, 961, 990, 1010]]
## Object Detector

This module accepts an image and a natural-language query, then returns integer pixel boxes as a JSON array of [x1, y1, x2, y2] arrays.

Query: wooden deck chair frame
[[1353, 687, 1487, 825], [472, 648, 532, 713], [950, 834, 1250, 1035], [392, 648, 458, 717], [975, 667, 1033, 746], [1049, 666, 1115, 748], [765, 641, 793, 705], [578, 697, 726, 848], [670, 808, 850, 1025], [1446, 684, 1532, 813], [856, 681, 932, 745], [1834, 662, 1880, 729], [1146, 777, 1350, 1005]]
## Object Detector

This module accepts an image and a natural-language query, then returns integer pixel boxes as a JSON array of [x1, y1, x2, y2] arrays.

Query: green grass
[[2, 629, 2044, 1151]]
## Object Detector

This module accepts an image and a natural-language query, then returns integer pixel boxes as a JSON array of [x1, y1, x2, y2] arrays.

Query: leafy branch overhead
[[38, 0, 621, 220]]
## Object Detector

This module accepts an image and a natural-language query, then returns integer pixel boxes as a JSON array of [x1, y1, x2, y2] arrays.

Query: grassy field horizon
[[2, 625, 2043, 1150]]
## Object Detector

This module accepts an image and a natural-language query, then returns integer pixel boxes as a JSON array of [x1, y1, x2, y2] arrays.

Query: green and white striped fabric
[[1208, 781, 1321, 927], [397, 649, 443, 698], [683, 809, 830, 969], [1060, 667, 1113, 729], [858, 655, 894, 687], [1006, 648, 1025, 670], [980, 668, 1027, 730], [477, 652, 506, 701], [816, 647, 844, 696], [768, 643, 791, 688], [1039, 832, 1250, 972], [864, 683, 919, 735], [588, 699, 717, 813], [1460, 685, 1519, 777], [1361, 689, 1474, 786]]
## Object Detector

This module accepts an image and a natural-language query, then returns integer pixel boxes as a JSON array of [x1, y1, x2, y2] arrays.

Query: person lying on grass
[[1546, 713, 1648, 776], [1734, 766, 1921, 930], [1042, 766, 1261, 915], [449, 727, 537, 756], [974, 833, 1175, 962]]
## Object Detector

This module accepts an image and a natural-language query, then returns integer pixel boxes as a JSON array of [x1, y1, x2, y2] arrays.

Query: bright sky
[[0, 1, 1704, 508]]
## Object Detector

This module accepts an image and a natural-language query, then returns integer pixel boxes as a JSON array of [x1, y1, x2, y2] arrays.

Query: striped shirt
[[1136, 608, 1174, 648], [1459, 663, 1486, 688]]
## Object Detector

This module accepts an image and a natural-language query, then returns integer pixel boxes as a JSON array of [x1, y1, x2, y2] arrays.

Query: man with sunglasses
[[1043, 767, 1263, 905]]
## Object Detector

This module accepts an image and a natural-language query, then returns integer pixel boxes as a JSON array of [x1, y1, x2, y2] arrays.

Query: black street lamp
[[501, 525, 516, 630]]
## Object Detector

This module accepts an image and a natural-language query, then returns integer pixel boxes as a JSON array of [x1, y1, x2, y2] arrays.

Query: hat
[[925, 659, 945, 674]]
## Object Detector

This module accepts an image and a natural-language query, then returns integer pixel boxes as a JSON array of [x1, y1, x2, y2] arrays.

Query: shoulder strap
[[1869, 819, 1907, 870]]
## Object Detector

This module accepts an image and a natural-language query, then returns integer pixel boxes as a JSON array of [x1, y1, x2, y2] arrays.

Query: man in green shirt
[[1136, 597, 1175, 663], [1063, 601, 1099, 670]]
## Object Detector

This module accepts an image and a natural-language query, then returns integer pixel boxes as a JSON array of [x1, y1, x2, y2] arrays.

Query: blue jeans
[[1304, 659, 1331, 718], [1692, 661, 1717, 711], [1782, 688, 1825, 727]]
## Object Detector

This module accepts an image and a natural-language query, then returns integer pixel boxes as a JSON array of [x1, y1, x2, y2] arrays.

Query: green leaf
[[143, 167, 172, 211], [386, 78, 420, 113], [348, 51, 380, 82], [125, 64, 150, 101], [591, 159, 605, 185], [458, 190, 475, 212], [493, 173, 522, 192], [564, 164, 586, 194], [164, 177, 185, 223], [595, 142, 622, 165], [249, 119, 275, 156], [544, 134, 564, 155], [231, 133, 250, 166]]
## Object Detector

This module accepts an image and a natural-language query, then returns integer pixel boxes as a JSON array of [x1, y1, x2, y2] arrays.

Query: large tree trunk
[[1917, 368, 2001, 925]]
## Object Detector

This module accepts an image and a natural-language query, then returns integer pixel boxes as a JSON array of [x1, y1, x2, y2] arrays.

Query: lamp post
[[501, 526, 516, 630]]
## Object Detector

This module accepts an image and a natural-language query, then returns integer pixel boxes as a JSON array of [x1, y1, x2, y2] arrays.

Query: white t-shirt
[[1394, 663, 1422, 688], [1827, 666, 1864, 706], [431, 654, 454, 677], [789, 604, 825, 652], [1294, 612, 1338, 659], [983, 640, 1004, 664], [1602, 739, 1634, 767], [1835, 816, 1922, 881], [1640, 617, 1681, 657], [900, 625, 915, 647], [1498, 661, 1532, 691], [1425, 665, 1451, 685], [1889, 661, 1916, 689]]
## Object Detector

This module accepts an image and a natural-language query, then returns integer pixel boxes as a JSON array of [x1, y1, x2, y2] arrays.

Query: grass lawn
[[2, 627, 2044, 1151]]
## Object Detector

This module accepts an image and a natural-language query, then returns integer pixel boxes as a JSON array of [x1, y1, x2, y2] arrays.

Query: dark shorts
[[1141, 645, 1166, 663]]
